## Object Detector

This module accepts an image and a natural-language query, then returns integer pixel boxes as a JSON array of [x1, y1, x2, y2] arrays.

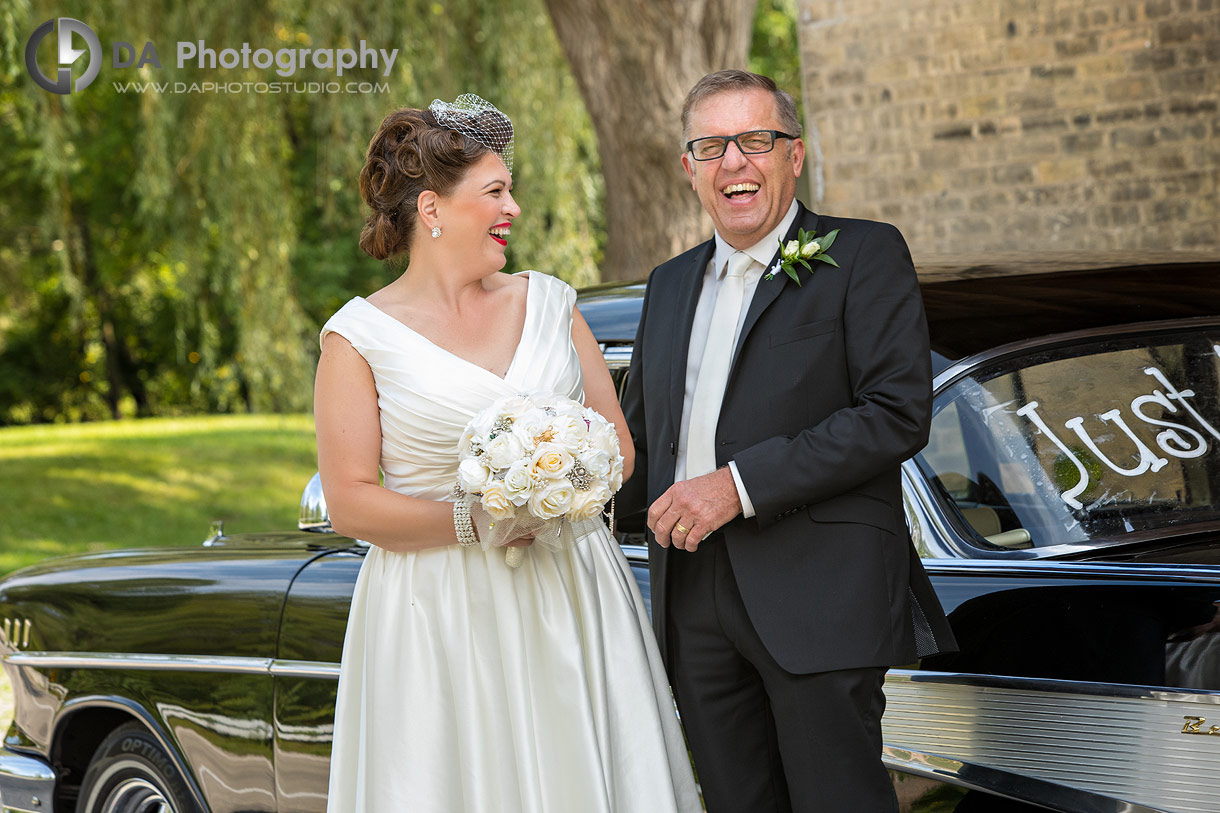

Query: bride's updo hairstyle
[[358, 100, 513, 260]]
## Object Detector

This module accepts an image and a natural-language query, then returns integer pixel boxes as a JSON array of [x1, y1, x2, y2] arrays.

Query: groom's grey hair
[[680, 70, 802, 151]]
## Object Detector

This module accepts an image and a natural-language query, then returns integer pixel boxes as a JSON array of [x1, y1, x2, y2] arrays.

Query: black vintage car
[[4, 259, 1220, 813]]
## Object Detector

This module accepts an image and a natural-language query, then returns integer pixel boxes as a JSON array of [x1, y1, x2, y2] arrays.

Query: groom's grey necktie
[[685, 250, 752, 479]]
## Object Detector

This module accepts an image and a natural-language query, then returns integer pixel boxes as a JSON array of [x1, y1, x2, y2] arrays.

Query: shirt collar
[[711, 199, 800, 279]]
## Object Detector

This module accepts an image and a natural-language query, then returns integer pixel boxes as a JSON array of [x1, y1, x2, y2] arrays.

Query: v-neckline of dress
[[356, 271, 535, 383]]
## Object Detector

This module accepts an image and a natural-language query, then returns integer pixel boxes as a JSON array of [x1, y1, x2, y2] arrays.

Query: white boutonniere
[[763, 227, 840, 286]]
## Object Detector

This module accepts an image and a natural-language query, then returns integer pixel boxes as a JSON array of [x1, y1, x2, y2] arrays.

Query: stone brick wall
[[795, 0, 1220, 259]]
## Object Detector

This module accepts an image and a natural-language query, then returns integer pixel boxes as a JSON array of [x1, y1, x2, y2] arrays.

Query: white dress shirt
[[675, 199, 800, 519]]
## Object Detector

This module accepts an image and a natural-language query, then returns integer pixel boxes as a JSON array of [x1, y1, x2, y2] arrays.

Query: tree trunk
[[545, 0, 758, 282], [72, 215, 124, 420]]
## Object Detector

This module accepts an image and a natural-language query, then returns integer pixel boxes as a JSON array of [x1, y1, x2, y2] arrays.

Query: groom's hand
[[648, 467, 742, 552]]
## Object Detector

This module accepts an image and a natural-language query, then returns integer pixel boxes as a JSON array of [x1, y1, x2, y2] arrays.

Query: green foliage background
[[0, 0, 800, 425]]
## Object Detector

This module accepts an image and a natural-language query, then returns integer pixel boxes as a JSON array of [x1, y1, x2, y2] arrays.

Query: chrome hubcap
[[99, 778, 173, 813]]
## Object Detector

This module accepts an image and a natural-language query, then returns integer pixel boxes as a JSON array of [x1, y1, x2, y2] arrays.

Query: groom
[[620, 70, 956, 812]]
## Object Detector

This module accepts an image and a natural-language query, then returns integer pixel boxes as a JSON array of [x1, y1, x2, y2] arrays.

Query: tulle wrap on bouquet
[[455, 392, 624, 568]]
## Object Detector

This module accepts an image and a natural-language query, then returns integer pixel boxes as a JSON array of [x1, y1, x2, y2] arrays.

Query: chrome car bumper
[[0, 749, 56, 813]]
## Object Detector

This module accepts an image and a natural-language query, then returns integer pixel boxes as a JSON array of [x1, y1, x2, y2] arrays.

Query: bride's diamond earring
[[431, 226, 442, 239]]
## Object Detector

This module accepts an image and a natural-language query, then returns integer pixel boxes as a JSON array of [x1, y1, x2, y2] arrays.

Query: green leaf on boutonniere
[[764, 227, 842, 286]]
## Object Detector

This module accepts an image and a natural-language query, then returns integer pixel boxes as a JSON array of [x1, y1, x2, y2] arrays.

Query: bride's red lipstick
[[489, 223, 511, 246]]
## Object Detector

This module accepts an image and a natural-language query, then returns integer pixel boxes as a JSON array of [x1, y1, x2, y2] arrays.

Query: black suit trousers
[[667, 535, 898, 813]]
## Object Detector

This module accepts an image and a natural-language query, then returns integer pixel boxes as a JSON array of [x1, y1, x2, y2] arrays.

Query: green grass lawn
[[0, 414, 320, 575]]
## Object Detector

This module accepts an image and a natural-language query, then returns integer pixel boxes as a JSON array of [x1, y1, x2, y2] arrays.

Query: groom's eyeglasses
[[685, 130, 797, 161]]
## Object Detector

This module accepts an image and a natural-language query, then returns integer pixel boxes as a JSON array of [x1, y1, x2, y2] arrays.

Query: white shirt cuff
[[727, 461, 756, 519]]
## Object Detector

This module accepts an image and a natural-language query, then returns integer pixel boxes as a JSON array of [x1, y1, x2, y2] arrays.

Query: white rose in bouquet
[[457, 457, 493, 495], [528, 477, 576, 520], [480, 480, 516, 520], [609, 456, 624, 492], [550, 414, 589, 448], [502, 460, 535, 506], [570, 481, 612, 520], [458, 425, 476, 457], [531, 442, 573, 479], [469, 408, 498, 440], [485, 432, 526, 471], [584, 417, 625, 491], [580, 449, 612, 481], [510, 407, 548, 445], [551, 398, 583, 416], [494, 394, 535, 417], [587, 423, 619, 458]]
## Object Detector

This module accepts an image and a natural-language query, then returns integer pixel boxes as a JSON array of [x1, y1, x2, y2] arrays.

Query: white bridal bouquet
[[455, 392, 624, 567]]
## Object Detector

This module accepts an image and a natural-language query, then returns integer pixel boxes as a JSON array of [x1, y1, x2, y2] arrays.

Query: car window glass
[[923, 401, 970, 480], [917, 327, 1220, 551]]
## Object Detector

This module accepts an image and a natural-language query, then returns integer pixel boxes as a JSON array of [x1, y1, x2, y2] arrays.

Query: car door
[[273, 547, 365, 811]]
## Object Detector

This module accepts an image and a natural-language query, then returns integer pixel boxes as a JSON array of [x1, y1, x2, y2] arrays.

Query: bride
[[314, 95, 701, 812]]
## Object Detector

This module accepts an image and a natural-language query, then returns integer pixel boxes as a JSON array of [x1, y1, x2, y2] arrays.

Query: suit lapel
[[732, 203, 818, 361], [668, 240, 715, 440]]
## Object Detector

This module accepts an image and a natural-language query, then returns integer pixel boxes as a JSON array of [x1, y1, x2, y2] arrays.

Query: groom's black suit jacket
[[621, 202, 956, 675]]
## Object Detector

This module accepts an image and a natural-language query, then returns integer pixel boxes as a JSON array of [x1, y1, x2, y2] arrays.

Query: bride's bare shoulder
[[499, 270, 531, 290], [363, 285, 398, 310], [488, 271, 530, 303]]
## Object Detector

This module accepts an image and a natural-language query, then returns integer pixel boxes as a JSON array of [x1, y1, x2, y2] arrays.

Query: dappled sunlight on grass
[[51, 468, 204, 502], [0, 415, 320, 576]]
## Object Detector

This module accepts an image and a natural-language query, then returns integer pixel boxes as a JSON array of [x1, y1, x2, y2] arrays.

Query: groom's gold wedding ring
[[674, 523, 690, 535]]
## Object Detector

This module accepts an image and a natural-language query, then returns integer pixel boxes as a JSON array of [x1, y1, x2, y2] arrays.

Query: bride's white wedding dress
[[321, 271, 701, 813]]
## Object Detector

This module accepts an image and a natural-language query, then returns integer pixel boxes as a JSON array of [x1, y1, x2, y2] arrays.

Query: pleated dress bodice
[[320, 270, 583, 500]]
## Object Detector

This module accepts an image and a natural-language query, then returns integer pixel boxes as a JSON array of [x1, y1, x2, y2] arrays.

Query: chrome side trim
[[602, 345, 632, 371], [924, 558, 1220, 583], [618, 544, 648, 564], [0, 748, 57, 813], [890, 669, 1220, 704], [268, 659, 341, 680], [901, 462, 972, 560], [883, 745, 1159, 813], [5, 652, 341, 680], [884, 670, 1220, 812], [7, 652, 273, 673]]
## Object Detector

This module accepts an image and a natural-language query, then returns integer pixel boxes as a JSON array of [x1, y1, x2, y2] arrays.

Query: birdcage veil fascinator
[[429, 94, 515, 173]]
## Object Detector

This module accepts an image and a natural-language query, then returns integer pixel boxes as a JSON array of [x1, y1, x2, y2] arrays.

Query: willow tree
[[545, 0, 759, 281], [0, 0, 602, 422]]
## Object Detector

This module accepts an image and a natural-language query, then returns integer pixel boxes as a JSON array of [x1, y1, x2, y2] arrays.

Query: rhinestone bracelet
[[452, 494, 479, 548]]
